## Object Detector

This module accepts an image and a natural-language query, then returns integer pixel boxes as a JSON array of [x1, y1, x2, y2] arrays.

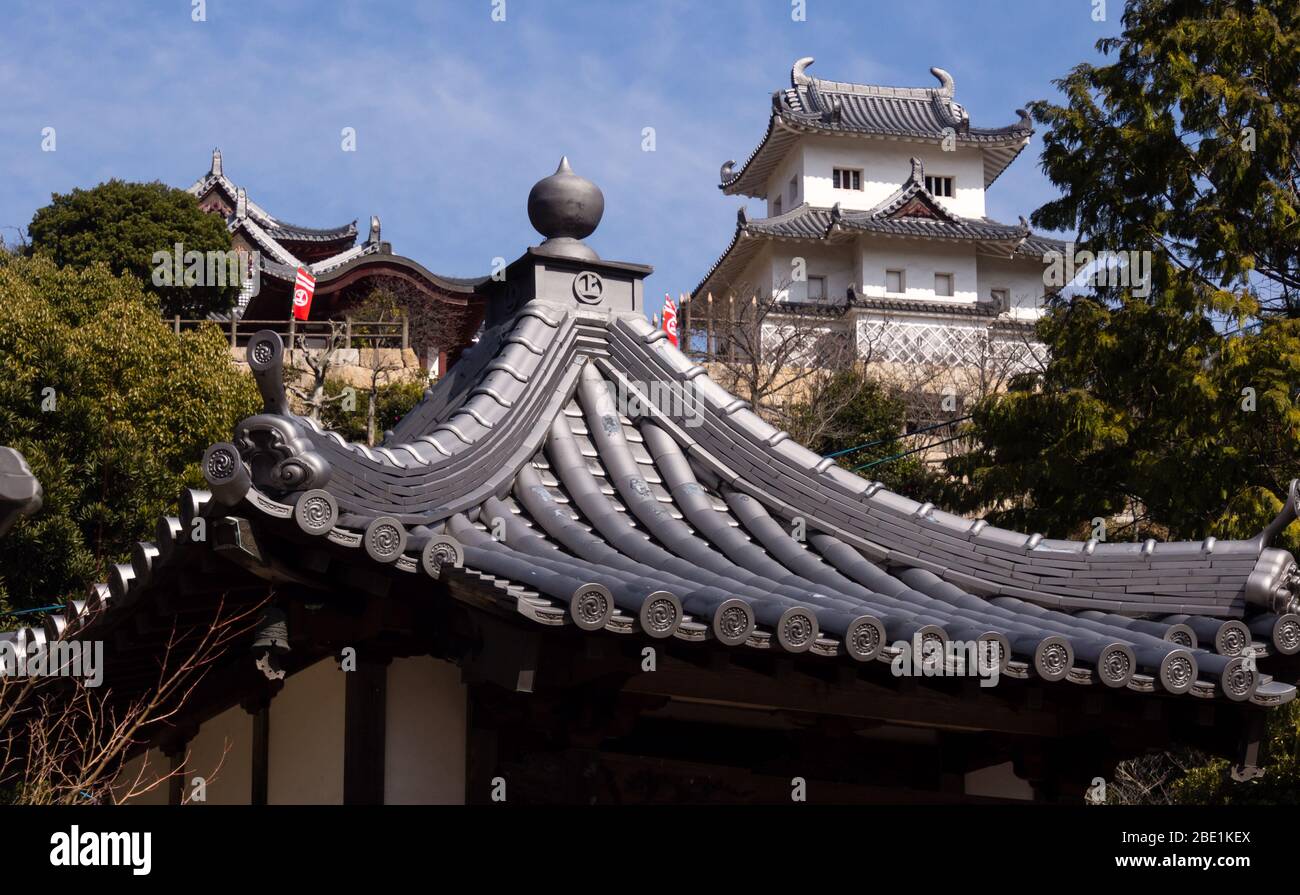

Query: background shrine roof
[[721, 58, 1035, 198], [11, 160, 1300, 728], [262, 219, 358, 244], [187, 149, 488, 289], [187, 149, 363, 270], [259, 252, 490, 292]]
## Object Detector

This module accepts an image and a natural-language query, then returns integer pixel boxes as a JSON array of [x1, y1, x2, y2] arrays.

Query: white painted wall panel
[[796, 137, 987, 218], [185, 703, 252, 805], [384, 655, 467, 805], [268, 657, 344, 805]]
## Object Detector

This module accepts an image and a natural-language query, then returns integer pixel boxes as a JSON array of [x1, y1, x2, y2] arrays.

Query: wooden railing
[[169, 316, 409, 350]]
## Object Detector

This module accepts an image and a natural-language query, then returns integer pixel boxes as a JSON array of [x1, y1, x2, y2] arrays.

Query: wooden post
[[229, 316, 238, 348], [162, 741, 189, 806], [173, 314, 181, 336], [249, 703, 269, 806], [345, 316, 353, 349], [401, 315, 409, 351], [728, 295, 736, 363], [344, 658, 389, 805], [706, 293, 715, 360], [681, 294, 691, 356]]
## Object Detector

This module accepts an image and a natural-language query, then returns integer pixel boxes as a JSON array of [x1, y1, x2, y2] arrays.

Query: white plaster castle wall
[[768, 242, 859, 303], [777, 137, 988, 218], [859, 237, 979, 303], [383, 655, 467, 805], [268, 656, 344, 805], [726, 235, 1042, 316], [184, 703, 252, 805], [977, 254, 1051, 319], [856, 309, 990, 360], [766, 148, 805, 217]]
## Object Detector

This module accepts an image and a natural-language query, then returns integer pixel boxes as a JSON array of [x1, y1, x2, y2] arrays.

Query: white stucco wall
[[761, 243, 859, 303], [383, 655, 467, 804], [770, 137, 987, 218], [184, 703, 252, 805], [268, 656, 345, 805], [859, 237, 980, 304], [857, 310, 991, 364], [977, 255, 1050, 319], [729, 236, 1041, 315], [765, 149, 805, 216]]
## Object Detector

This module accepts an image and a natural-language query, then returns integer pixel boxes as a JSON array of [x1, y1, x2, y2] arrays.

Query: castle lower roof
[[696, 157, 1068, 300]]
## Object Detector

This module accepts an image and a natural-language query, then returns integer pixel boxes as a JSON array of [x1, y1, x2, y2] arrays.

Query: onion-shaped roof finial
[[527, 156, 604, 260]]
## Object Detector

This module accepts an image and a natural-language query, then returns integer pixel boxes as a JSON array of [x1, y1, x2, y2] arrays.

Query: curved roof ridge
[[266, 219, 359, 242], [791, 57, 950, 100]]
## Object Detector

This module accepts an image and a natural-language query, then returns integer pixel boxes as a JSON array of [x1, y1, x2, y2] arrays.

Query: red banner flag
[[292, 267, 316, 321], [662, 294, 679, 347]]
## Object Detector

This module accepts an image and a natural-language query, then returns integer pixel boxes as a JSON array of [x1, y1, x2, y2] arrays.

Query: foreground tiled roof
[[25, 296, 1297, 711], [12, 161, 1298, 732], [0, 448, 42, 538], [721, 58, 1034, 197], [164, 294, 1297, 706], [69, 295, 1296, 710]]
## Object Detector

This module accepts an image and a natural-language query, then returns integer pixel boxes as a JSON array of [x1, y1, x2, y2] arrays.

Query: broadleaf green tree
[[27, 180, 238, 317], [320, 379, 425, 445], [788, 368, 943, 500], [0, 256, 260, 610]]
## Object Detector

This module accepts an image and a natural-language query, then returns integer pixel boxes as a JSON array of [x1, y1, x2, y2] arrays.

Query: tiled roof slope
[[163, 292, 1300, 707], [14, 161, 1298, 730], [186, 150, 362, 273], [263, 220, 358, 244], [186, 150, 387, 276], [721, 58, 1034, 197]]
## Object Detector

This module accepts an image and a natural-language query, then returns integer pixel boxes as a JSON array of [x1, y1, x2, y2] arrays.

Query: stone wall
[[229, 346, 427, 391]]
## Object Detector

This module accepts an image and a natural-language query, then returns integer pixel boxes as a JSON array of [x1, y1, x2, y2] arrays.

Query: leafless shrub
[[1106, 748, 1209, 805], [0, 596, 263, 805]]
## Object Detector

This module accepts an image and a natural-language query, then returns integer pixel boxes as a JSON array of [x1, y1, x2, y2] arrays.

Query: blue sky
[[0, 0, 1113, 318]]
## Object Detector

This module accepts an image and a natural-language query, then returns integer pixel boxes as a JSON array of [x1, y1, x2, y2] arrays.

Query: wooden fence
[[656, 292, 849, 364], [169, 317, 409, 350]]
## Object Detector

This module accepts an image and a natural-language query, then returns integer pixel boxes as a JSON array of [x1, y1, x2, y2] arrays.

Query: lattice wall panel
[[857, 319, 1045, 373]]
